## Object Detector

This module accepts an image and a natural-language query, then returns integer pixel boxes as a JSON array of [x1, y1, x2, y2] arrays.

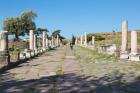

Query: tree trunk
[[15, 34, 19, 41]]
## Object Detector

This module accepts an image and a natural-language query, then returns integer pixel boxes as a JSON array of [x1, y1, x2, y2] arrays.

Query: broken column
[[131, 31, 137, 55], [120, 20, 129, 59], [0, 31, 10, 66], [129, 31, 139, 61], [121, 20, 128, 53]]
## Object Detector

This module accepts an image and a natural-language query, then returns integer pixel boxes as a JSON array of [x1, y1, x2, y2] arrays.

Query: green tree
[[71, 35, 75, 44], [51, 29, 65, 41], [3, 10, 37, 40], [36, 28, 49, 36], [21, 10, 37, 34], [3, 17, 23, 40]]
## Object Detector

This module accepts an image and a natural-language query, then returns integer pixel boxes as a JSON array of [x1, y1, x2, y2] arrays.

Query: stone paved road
[[0, 46, 140, 93], [0, 46, 88, 93]]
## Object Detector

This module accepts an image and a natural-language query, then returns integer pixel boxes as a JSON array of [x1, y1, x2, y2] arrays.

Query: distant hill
[[92, 30, 140, 48]]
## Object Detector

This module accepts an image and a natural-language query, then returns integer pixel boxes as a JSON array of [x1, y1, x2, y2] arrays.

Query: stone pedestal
[[40, 49, 43, 53], [35, 49, 38, 55], [0, 51, 10, 67], [99, 44, 116, 55], [0, 31, 10, 67], [31, 50, 35, 57], [25, 52, 31, 58], [10, 52, 20, 62], [20, 53, 26, 60], [120, 53, 129, 59], [129, 55, 140, 61], [24, 49, 31, 58]]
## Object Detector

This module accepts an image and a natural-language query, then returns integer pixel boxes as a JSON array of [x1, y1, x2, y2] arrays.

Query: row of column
[[121, 20, 138, 55], [75, 32, 95, 46], [29, 30, 61, 51]]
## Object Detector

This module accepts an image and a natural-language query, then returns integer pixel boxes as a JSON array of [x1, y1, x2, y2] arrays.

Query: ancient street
[[0, 46, 140, 93]]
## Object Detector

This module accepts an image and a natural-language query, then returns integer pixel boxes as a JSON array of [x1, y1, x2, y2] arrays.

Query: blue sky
[[0, 0, 140, 38]]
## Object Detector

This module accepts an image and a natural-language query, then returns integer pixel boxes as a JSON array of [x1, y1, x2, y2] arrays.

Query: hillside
[[93, 30, 140, 49]]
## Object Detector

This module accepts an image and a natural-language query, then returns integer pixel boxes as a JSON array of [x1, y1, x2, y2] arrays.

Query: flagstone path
[[0, 46, 140, 93]]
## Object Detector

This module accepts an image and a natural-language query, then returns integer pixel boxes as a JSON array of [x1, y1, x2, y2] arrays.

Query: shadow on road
[[1, 71, 140, 93]]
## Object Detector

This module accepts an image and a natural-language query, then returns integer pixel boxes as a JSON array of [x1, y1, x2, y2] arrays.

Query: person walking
[[70, 42, 73, 50]]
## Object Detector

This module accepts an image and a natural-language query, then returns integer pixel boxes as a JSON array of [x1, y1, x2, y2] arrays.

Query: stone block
[[10, 52, 20, 62], [98, 44, 116, 55], [40, 49, 43, 53], [129, 55, 140, 61], [31, 51, 35, 57], [20, 53, 26, 59], [25, 52, 31, 58], [0, 56, 9, 68], [120, 53, 129, 59], [0, 51, 10, 68], [35, 50, 38, 55], [43, 48, 46, 51]]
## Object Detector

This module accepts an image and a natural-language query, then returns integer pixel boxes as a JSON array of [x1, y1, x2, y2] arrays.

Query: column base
[[129, 55, 140, 61], [20, 53, 26, 60], [120, 53, 129, 59], [0, 51, 10, 68], [25, 51, 31, 58]]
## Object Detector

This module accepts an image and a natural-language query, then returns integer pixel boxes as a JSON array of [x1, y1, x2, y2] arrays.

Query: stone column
[[80, 35, 83, 45], [75, 37, 78, 45], [59, 39, 61, 46], [0, 31, 10, 65], [92, 36, 95, 45], [42, 31, 46, 49], [121, 20, 128, 53], [131, 31, 137, 55], [46, 37, 49, 48], [84, 32, 87, 46], [56, 35, 59, 46], [34, 35, 37, 50], [29, 30, 34, 50], [49, 40, 51, 47], [0, 31, 8, 52], [52, 36, 54, 47]]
